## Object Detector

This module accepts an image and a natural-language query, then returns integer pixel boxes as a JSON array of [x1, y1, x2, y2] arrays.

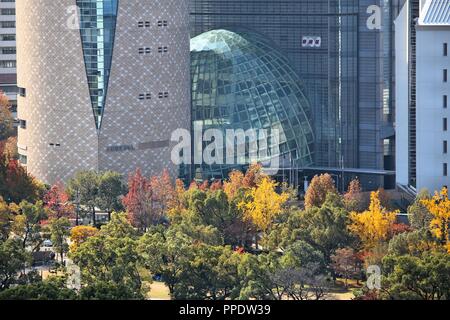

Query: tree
[[331, 248, 361, 288], [305, 174, 338, 209], [49, 218, 71, 263], [67, 171, 100, 226], [387, 229, 435, 257], [69, 225, 98, 252], [0, 276, 76, 300], [98, 171, 126, 221], [421, 187, 450, 253], [241, 177, 288, 233], [150, 169, 175, 219], [0, 197, 11, 241], [0, 239, 31, 291], [70, 213, 143, 299], [265, 194, 354, 275], [0, 92, 13, 143], [0, 157, 44, 204], [381, 251, 450, 300], [349, 191, 398, 250], [10, 200, 48, 251], [3, 136, 18, 159], [408, 190, 433, 230], [238, 252, 330, 300], [43, 182, 75, 220], [122, 169, 155, 232], [344, 178, 366, 212]]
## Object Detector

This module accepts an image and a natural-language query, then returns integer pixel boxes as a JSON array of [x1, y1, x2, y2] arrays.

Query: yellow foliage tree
[[241, 177, 289, 232], [349, 191, 398, 250], [70, 225, 98, 252], [421, 188, 450, 253]]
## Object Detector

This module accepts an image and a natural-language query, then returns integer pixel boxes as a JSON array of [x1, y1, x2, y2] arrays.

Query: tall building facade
[[190, 0, 404, 190], [0, 0, 17, 115], [396, 0, 450, 193], [16, 0, 191, 184]]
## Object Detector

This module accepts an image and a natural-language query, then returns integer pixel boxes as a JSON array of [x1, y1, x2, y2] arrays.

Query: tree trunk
[[92, 206, 96, 226]]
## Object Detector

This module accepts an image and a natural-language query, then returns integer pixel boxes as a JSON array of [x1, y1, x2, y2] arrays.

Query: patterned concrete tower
[[16, 0, 191, 184]]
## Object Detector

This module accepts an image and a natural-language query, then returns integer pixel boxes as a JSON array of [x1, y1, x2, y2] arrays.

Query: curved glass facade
[[191, 29, 315, 180], [77, 0, 118, 129]]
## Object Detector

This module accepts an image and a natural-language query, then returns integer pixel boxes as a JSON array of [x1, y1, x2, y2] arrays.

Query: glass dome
[[191, 29, 315, 180]]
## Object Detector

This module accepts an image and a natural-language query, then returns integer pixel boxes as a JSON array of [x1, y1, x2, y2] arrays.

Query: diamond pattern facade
[[17, 0, 191, 184]]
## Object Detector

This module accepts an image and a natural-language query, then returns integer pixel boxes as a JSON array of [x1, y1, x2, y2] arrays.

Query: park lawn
[[147, 281, 171, 300]]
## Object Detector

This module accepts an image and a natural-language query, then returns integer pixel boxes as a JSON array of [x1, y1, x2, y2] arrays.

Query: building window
[[445, 69, 448, 82], [445, 95, 448, 109], [445, 43, 448, 57], [18, 154, 27, 166], [19, 119, 26, 129], [444, 118, 448, 131], [444, 140, 448, 154], [444, 163, 448, 177]]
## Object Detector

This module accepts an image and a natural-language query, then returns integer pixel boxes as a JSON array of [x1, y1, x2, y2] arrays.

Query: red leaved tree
[[43, 182, 75, 220], [122, 169, 154, 232]]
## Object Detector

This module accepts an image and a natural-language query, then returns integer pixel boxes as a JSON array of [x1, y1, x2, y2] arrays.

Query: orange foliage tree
[[305, 174, 338, 209]]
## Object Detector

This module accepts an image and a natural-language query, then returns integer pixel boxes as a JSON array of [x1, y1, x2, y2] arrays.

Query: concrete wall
[[416, 26, 450, 192]]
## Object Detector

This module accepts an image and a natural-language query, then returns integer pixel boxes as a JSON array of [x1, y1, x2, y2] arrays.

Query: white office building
[[0, 0, 16, 113], [396, 0, 450, 193]]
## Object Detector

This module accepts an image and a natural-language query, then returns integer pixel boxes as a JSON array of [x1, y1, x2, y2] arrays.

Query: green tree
[[49, 218, 71, 263], [381, 251, 450, 300], [67, 171, 100, 226], [266, 194, 353, 274], [408, 189, 433, 230], [0, 239, 31, 291], [70, 213, 143, 299], [98, 171, 126, 221], [0, 276, 76, 300], [11, 200, 48, 251]]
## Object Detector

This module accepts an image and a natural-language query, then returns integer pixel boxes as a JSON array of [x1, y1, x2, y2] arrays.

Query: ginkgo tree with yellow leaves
[[349, 191, 398, 250], [240, 177, 289, 233], [421, 188, 450, 253]]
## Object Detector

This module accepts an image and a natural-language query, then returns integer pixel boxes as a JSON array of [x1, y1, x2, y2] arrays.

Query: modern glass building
[[190, 29, 315, 179], [190, 0, 405, 190]]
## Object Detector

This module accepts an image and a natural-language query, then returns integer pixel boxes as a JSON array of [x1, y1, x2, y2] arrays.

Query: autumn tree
[[305, 174, 338, 209], [241, 177, 289, 234], [43, 182, 75, 220], [150, 169, 175, 219], [69, 225, 98, 252], [344, 178, 366, 212], [331, 248, 361, 288], [421, 187, 450, 253], [349, 191, 398, 250], [0, 197, 11, 241], [0, 157, 44, 204], [0, 92, 13, 143], [122, 168, 154, 232]]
